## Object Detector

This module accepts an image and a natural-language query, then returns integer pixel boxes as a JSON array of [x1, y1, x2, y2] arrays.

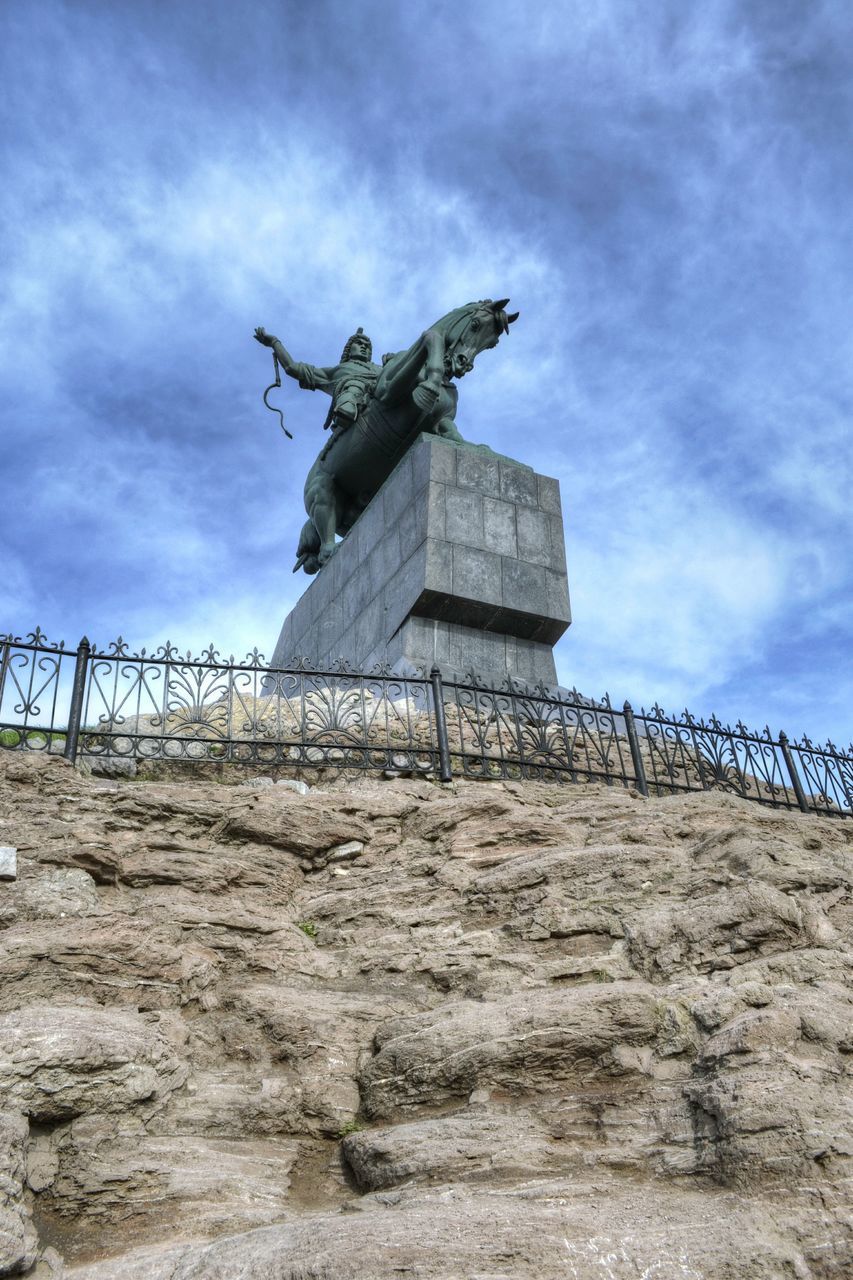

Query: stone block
[[306, 562, 331, 625], [429, 439, 457, 485], [445, 488, 484, 548], [315, 597, 343, 664], [0, 847, 16, 880], [537, 473, 562, 515], [378, 527, 402, 586], [341, 561, 372, 635], [426, 481, 446, 540], [448, 626, 506, 679], [456, 448, 501, 497], [483, 497, 517, 558], [409, 437, 432, 494], [383, 546, 428, 640], [382, 453, 414, 528], [505, 635, 555, 684], [327, 543, 347, 601], [502, 558, 547, 617], [353, 606, 380, 666], [452, 545, 503, 608], [424, 538, 453, 595], [366, 541, 389, 605], [499, 460, 538, 507], [355, 495, 386, 562], [341, 515, 361, 567], [385, 616, 445, 671], [546, 569, 572, 625], [549, 515, 567, 574], [397, 489, 424, 564], [515, 507, 552, 568]]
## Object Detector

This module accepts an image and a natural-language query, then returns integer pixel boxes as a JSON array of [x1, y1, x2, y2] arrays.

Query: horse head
[[441, 298, 519, 379]]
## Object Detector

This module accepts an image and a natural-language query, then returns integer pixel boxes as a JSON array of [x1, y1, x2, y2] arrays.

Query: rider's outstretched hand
[[254, 327, 275, 346]]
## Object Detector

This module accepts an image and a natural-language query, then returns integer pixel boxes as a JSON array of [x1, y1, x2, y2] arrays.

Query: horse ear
[[492, 298, 510, 311], [507, 311, 519, 324]]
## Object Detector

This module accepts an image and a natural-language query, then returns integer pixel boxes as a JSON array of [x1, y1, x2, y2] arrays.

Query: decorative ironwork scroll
[[635, 705, 796, 808]]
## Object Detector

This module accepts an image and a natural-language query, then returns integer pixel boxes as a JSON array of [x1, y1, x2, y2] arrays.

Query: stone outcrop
[[0, 749, 850, 1277]]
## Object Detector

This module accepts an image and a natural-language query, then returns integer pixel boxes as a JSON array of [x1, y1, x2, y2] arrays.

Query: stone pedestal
[[270, 435, 571, 686]]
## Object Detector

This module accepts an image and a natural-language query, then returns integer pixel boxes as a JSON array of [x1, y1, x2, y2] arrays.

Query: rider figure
[[254, 325, 380, 434]]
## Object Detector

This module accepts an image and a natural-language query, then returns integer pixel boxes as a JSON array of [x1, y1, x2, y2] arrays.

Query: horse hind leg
[[434, 416, 464, 443], [304, 468, 340, 568], [293, 519, 322, 575]]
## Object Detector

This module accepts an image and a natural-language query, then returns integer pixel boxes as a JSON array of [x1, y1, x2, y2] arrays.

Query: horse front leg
[[423, 383, 464, 442], [374, 327, 445, 410]]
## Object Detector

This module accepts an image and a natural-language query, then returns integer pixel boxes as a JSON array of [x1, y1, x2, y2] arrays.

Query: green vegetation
[[0, 728, 66, 750], [296, 920, 317, 939], [337, 1119, 365, 1138]]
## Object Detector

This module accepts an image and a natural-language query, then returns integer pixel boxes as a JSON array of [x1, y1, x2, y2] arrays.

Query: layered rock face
[[0, 750, 850, 1278]]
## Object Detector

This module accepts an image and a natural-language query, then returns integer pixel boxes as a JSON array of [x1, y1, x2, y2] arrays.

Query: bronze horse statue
[[255, 299, 518, 574]]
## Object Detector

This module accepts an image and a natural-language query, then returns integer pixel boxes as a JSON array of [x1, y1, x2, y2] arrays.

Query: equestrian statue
[[254, 298, 518, 574]]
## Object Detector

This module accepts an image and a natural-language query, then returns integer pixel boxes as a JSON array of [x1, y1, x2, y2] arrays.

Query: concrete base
[[270, 435, 570, 687]]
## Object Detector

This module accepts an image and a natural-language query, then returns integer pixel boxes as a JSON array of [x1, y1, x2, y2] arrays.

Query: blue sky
[[1, 0, 851, 746]]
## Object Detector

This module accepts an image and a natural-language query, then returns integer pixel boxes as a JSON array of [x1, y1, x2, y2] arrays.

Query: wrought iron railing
[[1, 629, 851, 819]]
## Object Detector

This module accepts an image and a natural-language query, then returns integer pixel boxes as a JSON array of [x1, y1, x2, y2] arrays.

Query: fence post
[[64, 636, 91, 763], [430, 666, 453, 783], [0, 635, 9, 708], [778, 731, 809, 813], [623, 701, 648, 797]]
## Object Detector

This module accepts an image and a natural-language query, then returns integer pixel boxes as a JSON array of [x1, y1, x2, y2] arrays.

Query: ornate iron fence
[[1, 629, 851, 819]]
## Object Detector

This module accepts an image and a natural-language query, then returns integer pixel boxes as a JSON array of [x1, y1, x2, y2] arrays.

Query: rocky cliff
[[0, 751, 850, 1278]]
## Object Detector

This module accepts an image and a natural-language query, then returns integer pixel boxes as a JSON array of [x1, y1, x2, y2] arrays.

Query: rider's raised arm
[[268, 336, 301, 378], [287, 362, 337, 394], [254, 327, 334, 391]]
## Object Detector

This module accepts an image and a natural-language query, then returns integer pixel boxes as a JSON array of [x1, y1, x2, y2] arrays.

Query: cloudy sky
[[1, 0, 851, 746]]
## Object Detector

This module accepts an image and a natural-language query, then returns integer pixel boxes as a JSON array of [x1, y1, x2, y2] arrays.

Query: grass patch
[[0, 728, 66, 749], [296, 920, 317, 939]]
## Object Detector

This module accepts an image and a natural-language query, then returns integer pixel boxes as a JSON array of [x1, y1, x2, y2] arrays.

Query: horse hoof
[[412, 383, 437, 413]]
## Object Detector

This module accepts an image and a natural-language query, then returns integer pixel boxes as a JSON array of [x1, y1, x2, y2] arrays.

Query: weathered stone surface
[[64, 1178, 848, 1279], [0, 750, 851, 1277], [231, 984, 406, 1135], [0, 848, 16, 881], [3, 867, 99, 921], [0, 1006, 187, 1122], [0, 917, 222, 1014], [360, 984, 664, 1118], [34, 1118, 300, 1261], [342, 1105, 559, 1189], [0, 1110, 37, 1276]]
